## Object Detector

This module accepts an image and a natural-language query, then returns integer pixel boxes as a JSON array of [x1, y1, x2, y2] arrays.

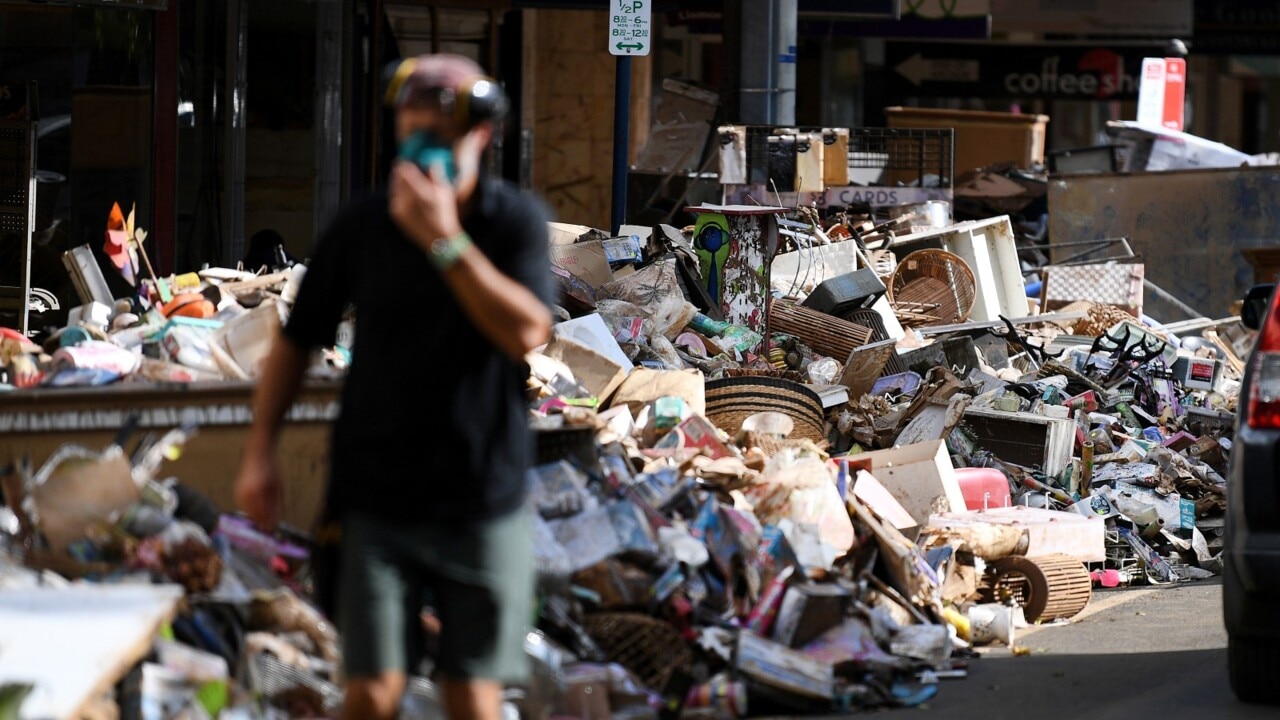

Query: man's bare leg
[[441, 677, 503, 720], [341, 671, 407, 720]]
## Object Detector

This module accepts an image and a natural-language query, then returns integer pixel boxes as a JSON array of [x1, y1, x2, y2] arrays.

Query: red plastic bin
[[954, 467, 1012, 511]]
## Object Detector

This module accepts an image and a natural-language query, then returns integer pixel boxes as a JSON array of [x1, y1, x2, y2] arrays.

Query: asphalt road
[[926, 579, 1276, 719]]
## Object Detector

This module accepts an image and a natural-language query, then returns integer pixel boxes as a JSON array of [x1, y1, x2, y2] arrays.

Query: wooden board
[[839, 338, 897, 398], [0, 381, 340, 531], [0, 584, 183, 720]]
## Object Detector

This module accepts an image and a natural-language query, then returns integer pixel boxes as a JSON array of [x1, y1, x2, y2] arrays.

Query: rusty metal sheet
[[1048, 166, 1280, 319]]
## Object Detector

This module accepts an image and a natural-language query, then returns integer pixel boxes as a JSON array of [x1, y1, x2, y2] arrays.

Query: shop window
[[0, 4, 154, 328]]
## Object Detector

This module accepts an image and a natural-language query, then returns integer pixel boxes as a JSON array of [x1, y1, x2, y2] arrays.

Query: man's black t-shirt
[[282, 177, 552, 524]]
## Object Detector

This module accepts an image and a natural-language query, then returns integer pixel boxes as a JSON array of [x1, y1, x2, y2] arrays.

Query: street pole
[[612, 56, 631, 234]]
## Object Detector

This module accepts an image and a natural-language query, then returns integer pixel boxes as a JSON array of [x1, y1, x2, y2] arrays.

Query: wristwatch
[[427, 231, 473, 272]]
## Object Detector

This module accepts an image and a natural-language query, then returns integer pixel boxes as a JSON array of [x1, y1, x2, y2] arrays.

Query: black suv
[[1226, 282, 1280, 704]]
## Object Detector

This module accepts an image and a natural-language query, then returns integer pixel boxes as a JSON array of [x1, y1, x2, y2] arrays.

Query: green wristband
[[427, 231, 473, 272]]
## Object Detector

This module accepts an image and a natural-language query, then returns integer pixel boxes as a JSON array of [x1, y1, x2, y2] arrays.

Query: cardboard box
[[771, 583, 852, 649], [548, 221, 598, 247], [539, 334, 630, 403], [211, 301, 283, 379], [851, 469, 918, 531], [557, 664, 611, 720], [736, 632, 835, 701], [843, 440, 964, 531], [821, 128, 850, 186], [550, 314, 634, 371], [668, 414, 732, 459], [550, 240, 614, 288]]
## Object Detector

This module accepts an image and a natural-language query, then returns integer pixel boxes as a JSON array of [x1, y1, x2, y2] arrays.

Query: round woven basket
[[704, 376, 827, 443], [582, 612, 692, 692], [720, 367, 807, 383], [888, 248, 976, 325]]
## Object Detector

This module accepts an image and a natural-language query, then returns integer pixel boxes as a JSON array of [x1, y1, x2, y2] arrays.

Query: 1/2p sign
[[609, 0, 651, 56]]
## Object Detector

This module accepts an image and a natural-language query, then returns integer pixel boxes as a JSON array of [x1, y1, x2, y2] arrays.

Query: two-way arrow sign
[[616, 42, 645, 53], [894, 52, 980, 86]]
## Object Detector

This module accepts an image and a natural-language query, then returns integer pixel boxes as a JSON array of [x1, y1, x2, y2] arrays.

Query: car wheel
[[1229, 634, 1280, 704]]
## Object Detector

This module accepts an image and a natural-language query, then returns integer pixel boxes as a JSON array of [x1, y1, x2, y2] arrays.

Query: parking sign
[[609, 0, 651, 56]]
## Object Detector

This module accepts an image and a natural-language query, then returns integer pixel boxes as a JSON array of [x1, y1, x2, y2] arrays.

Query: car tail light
[[1250, 288, 1280, 428]]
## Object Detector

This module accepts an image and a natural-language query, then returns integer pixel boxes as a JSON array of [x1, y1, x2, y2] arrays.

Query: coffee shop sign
[[1003, 50, 1137, 99]]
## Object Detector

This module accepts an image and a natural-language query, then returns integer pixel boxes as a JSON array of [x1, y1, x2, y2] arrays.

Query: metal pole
[[224, 0, 248, 267], [611, 56, 631, 234], [1144, 278, 1206, 320], [315, 0, 344, 231]]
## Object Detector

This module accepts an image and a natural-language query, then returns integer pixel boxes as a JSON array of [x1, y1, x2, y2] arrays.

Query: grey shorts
[[335, 508, 533, 682]]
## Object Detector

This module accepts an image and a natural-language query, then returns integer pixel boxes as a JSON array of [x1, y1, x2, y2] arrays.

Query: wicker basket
[[721, 367, 807, 383], [769, 299, 874, 361], [582, 612, 693, 692], [704, 376, 826, 443], [888, 249, 976, 326]]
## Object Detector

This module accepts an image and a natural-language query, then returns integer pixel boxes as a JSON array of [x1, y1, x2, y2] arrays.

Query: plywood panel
[[526, 8, 652, 229]]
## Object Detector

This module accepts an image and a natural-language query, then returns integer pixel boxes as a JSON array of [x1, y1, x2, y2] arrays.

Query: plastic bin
[[954, 467, 1012, 512], [885, 107, 1049, 174]]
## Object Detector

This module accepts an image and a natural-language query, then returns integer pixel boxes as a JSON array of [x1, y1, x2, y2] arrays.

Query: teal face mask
[[398, 131, 458, 184]]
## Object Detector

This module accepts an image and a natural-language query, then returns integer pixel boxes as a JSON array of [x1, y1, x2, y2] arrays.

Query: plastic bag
[[550, 507, 622, 572], [657, 523, 709, 567], [531, 512, 574, 588], [607, 500, 659, 557], [527, 461, 597, 520], [806, 356, 840, 386], [649, 335, 684, 370]]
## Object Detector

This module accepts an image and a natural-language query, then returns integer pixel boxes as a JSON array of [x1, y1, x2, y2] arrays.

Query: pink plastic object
[[1091, 569, 1123, 588], [954, 467, 1012, 511]]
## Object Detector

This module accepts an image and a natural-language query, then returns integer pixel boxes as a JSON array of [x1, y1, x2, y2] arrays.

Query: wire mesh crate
[[730, 125, 954, 191], [848, 127, 954, 189]]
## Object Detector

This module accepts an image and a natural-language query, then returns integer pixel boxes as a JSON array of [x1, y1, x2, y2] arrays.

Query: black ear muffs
[[458, 76, 508, 125], [382, 58, 417, 109], [381, 58, 508, 126]]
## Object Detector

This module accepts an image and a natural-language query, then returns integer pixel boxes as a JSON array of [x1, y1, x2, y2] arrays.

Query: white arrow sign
[[610, 0, 651, 56], [894, 52, 980, 86]]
